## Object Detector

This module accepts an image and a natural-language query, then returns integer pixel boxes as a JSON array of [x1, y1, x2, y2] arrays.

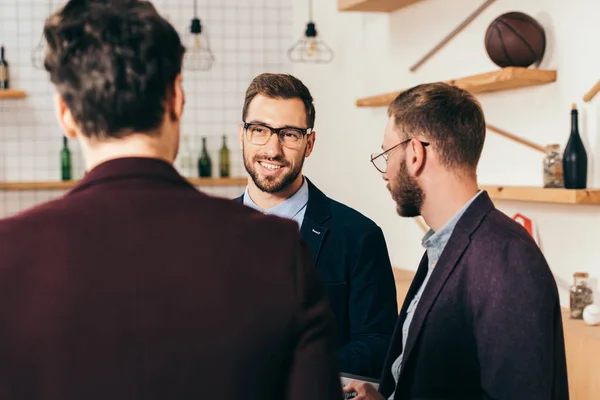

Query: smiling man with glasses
[[235, 73, 398, 380]]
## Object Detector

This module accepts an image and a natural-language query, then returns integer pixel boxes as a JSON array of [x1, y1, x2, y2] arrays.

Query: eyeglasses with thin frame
[[370, 138, 430, 173], [243, 121, 313, 150]]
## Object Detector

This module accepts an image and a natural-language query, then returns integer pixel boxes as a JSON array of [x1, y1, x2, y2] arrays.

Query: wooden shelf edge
[[481, 185, 600, 205], [188, 177, 247, 187], [356, 67, 557, 107], [338, 0, 421, 12], [0, 177, 247, 191], [0, 89, 27, 99]]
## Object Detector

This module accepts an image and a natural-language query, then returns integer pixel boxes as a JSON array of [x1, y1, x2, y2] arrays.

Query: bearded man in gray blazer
[[345, 82, 569, 400]]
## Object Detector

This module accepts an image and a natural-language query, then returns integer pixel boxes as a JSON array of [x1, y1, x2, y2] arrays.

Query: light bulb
[[287, 22, 334, 64], [184, 30, 215, 71], [193, 34, 202, 51], [306, 38, 317, 57]]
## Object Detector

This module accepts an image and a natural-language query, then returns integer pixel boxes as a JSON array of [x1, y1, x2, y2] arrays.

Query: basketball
[[484, 12, 546, 68]]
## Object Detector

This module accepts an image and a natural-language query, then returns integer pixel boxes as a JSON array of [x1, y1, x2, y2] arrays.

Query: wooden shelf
[[0, 177, 247, 191], [338, 0, 421, 12], [0, 89, 26, 99], [481, 185, 600, 205], [356, 67, 557, 107]]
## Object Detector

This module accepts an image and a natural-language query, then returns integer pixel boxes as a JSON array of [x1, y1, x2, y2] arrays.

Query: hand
[[343, 380, 385, 400]]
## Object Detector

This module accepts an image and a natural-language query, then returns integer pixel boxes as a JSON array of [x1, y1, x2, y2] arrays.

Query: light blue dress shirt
[[242, 177, 309, 229]]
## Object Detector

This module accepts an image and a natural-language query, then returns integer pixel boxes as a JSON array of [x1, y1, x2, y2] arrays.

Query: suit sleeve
[[471, 243, 569, 400], [286, 237, 344, 400], [337, 226, 398, 379]]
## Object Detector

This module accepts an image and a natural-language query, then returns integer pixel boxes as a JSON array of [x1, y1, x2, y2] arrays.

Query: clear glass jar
[[543, 144, 564, 188], [570, 272, 593, 319]]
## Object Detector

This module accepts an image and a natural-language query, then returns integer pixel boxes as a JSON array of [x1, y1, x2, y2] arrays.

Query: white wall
[[291, 0, 600, 306], [0, 0, 293, 217]]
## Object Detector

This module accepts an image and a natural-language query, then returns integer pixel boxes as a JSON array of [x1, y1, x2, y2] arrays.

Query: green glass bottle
[[198, 136, 212, 178], [219, 134, 230, 177], [60, 136, 72, 181]]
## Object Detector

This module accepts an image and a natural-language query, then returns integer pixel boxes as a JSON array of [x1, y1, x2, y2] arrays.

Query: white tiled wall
[[0, 0, 293, 217]]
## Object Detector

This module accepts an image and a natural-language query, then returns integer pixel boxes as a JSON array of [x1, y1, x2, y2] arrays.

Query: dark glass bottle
[[0, 46, 9, 89], [562, 103, 587, 189], [60, 136, 72, 181], [198, 137, 212, 178], [219, 135, 230, 178]]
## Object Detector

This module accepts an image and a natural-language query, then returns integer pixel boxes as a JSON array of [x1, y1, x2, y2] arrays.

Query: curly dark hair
[[43, 0, 186, 139]]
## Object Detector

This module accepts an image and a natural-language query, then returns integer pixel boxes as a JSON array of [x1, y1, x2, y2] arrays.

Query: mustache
[[253, 155, 289, 167]]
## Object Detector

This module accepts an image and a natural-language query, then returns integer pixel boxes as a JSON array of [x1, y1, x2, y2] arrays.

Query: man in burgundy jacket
[[0, 1, 343, 399]]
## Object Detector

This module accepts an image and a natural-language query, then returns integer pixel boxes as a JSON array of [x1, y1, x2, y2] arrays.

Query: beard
[[243, 144, 306, 194], [388, 159, 425, 217]]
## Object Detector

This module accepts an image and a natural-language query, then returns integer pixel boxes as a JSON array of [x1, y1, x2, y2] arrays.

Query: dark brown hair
[[43, 0, 185, 139], [242, 73, 315, 128], [388, 82, 486, 172]]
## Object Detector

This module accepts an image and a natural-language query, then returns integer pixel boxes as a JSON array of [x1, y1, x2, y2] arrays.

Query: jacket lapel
[[397, 232, 471, 379], [397, 192, 495, 380], [379, 253, 430, 396], [233, 177, 331, 265], [299, 217, 328, 265], [299, 178, 331, 264]]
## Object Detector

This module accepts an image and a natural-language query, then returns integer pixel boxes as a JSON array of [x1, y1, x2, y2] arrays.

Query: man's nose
[[262, 133, 284, 157]]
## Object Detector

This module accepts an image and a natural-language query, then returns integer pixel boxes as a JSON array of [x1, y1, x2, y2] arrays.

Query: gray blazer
[[379, 191, 569, 400]]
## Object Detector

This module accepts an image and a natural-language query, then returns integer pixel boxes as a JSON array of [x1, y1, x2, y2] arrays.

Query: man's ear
[[54, 93, 78, 139], [408, 139, 426, 176], [170, 73, 185, 122], [304, 130, 316, 157]]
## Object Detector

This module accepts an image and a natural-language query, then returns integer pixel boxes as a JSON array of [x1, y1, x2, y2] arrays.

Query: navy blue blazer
[[236, 177, 398, 379], [379, 191, 569, 400]]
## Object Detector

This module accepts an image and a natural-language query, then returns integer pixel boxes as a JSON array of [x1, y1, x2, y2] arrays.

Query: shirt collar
[[243, 177, 309, 220], [421, 190, 483, 267]]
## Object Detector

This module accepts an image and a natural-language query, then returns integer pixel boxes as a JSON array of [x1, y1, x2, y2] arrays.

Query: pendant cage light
[[184, 0, 215, 71], [288, 0, 334, 64]]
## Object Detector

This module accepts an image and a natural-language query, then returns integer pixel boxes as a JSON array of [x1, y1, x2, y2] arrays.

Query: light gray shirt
[[242, 177, 309, 229], [388, 190, 483, 399]]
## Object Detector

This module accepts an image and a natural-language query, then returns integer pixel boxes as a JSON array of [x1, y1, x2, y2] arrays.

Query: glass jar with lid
[[569, 272, 593, 319], [543, 144, 564, 188]]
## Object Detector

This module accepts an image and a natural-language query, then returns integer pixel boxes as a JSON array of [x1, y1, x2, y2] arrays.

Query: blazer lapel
[[398, 233, 471, 379], [397, 192, 495, 379], [299, 218, 328, 265], [299, 178, 331, 264], [379, 253, 430, 396]]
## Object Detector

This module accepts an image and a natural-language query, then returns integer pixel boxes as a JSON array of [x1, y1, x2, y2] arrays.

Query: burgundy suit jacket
[[0, 157, 343, 400]]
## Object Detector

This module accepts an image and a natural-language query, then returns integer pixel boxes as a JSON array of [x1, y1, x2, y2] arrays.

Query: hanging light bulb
[[288, 0, 333, 64], [31, 0, 53, 70], [184, 0, 215, 71]]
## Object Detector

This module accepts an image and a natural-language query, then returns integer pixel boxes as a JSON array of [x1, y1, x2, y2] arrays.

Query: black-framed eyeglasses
[[243, 121, 313, 149], [370, 138, 430, 173]]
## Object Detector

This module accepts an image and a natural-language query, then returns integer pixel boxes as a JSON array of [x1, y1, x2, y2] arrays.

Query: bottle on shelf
[[197, 136, 212, 178], [61, 136, 72, 181], [569, 272, 593, 319], [542, 144, 563, 188], [219, 134, 230, 178], [178, 135, 194, 178], [562, 103, 587, 189], [0, 45, 9, 89]]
